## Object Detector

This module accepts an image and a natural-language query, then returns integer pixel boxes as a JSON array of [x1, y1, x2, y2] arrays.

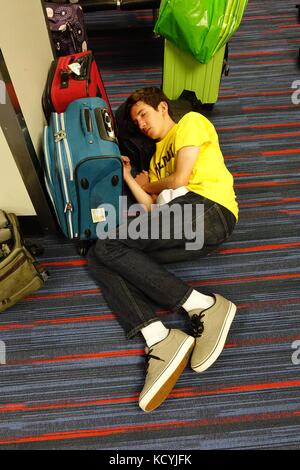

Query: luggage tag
[[91, 208, 106, 223], [68, 62, 81, 76]]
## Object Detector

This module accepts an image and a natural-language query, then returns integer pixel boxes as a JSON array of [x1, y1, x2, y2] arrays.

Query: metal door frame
[[0, 48, 57, 234]]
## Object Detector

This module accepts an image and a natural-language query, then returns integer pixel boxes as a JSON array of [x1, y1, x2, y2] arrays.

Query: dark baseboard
[[18, 215, 45, 238]]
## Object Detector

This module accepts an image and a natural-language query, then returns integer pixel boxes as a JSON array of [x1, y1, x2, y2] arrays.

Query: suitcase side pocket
[[75, 157, 123, 240]]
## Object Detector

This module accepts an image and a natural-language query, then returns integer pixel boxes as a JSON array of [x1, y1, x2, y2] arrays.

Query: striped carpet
[[0, 0, 300, 450]]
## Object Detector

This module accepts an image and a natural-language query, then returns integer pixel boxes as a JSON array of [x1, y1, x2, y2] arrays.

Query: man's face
[[130, 100, 167, 140]]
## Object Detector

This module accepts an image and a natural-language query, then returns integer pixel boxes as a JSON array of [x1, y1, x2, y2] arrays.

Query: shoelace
[[191, 313, 205, 338], [145, 348, 165, 373]]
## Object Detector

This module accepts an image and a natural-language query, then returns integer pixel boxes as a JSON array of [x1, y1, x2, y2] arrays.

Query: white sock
[[182, 290, 215, 317], [141, 321, 169, 348]]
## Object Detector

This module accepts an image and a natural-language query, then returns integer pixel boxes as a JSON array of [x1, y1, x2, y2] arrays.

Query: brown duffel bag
[[0, 210, 49, 313]]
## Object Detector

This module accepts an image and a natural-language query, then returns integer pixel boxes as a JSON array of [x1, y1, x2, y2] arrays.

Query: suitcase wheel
[[78, 245, 88, 256], [77, 240, 93, 257]]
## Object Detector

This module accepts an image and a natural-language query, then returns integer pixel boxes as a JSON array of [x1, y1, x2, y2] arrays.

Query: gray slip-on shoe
[[190, 293, 236, 373], [139, 329, 195, 412]]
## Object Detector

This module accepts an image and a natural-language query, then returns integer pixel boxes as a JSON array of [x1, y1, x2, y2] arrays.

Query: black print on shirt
[[155, 146, 174, 177]]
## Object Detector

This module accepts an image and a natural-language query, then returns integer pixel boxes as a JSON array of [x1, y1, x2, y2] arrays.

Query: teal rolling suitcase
[[43, 97, 123, 248]]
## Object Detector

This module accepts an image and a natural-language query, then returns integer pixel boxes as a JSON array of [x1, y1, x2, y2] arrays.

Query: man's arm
[[122, 156, 155, 211], [142, 146, 200, 194], [125, 175, 155, 211]]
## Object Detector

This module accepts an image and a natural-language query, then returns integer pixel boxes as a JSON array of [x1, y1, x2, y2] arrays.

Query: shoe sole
[[139, 336, 195, 412], [192, 302, 237, 373]]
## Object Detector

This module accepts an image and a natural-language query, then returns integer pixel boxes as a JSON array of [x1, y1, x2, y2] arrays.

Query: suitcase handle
[[70, 53, 92, 81], [80, 107, 94, 142]]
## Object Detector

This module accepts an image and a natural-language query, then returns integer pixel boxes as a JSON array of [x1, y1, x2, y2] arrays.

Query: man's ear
[[158, 101, 169, 114]]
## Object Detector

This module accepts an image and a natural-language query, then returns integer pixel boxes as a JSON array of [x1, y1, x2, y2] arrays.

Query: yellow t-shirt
[[149, 112, 239, 220]]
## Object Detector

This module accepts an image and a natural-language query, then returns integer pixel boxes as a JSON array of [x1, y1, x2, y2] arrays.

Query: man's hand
[[121, 159, 155, 211], [135, 170, 149, 189], [122, 156, 132, 182]]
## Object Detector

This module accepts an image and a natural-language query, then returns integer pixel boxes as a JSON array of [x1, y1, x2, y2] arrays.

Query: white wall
[[0, 0, 54, 214], [0, 127, 35, 213]]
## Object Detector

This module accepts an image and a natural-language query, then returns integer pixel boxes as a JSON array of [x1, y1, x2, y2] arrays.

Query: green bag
[[0, 210, 49, 313], [154, 0, 248, 64], [210, 0, 248, 58]]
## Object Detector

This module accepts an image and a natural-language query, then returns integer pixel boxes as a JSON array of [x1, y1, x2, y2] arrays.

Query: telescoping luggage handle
[[80, 105, 116, 143]]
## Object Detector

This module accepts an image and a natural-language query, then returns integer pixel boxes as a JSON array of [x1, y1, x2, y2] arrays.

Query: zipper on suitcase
[[59, 113, 79, 237], [43, 126, 61, 223], [59, 114, 74, 181], [84, 54, 92, 96], [66, 22, 78, 54], [44, 176, 60, 222], [43, 126, 53, 187], [53, 114, 74, 238], [43, 126, 60, 222]]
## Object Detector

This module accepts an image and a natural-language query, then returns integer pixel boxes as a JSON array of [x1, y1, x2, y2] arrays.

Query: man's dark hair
[[125, 87, 173, 120]]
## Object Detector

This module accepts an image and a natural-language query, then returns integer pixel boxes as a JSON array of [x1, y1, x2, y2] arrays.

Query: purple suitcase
[[45, 2, 88, 57]]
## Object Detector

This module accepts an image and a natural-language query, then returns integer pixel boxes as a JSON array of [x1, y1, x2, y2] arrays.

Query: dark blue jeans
[[87, 192, 236, 338]]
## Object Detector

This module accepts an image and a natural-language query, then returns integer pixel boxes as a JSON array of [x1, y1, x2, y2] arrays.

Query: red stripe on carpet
[[0, 409, 299, 445], [1, 379, 299, 413]]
